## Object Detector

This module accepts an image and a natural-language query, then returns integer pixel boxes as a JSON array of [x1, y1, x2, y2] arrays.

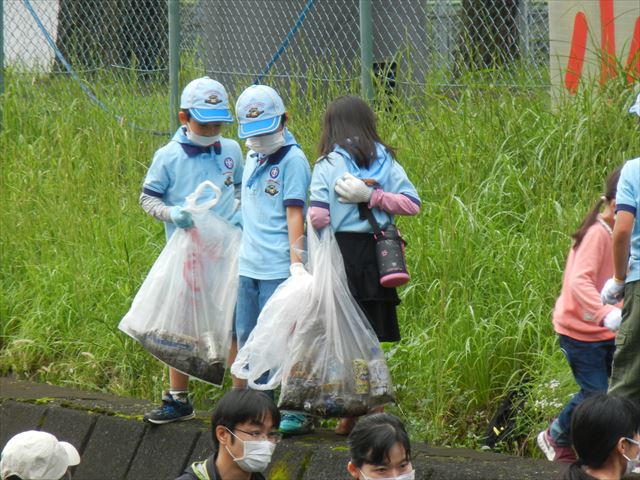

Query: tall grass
[[1, 68, 638, 454]]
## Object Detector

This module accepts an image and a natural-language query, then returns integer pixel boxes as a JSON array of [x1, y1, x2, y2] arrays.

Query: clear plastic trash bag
[[119, 181, 241, 385], [230, 272, 314, 390], [234, 219, 395, 415]]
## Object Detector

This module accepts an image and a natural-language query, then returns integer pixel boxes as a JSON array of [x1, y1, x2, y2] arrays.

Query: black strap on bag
[[358, 202, 384, 239]]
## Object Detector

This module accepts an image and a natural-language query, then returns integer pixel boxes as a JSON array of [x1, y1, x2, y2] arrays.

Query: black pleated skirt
[[335, 232, 401, 342]]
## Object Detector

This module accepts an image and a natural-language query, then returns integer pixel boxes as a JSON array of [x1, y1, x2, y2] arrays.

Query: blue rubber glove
[[169, 206, 194, 229]]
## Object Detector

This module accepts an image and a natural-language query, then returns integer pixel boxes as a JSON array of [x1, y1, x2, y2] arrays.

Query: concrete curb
[[0, 378, 566, 480]]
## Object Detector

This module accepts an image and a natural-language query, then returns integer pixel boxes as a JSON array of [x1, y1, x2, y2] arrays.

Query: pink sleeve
[[569, 226, 616, 324], [368, 189, 420, 216], [309, 206, 330, 229]]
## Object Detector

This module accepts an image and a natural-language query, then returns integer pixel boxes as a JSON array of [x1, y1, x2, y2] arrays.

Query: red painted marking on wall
[[599, 0, 617, 83], [566, 12, 588, 94], [627, 17, 640, 84]]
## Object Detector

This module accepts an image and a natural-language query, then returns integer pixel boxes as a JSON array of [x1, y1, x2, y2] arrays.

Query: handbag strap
[[358, 202, 384, 239]]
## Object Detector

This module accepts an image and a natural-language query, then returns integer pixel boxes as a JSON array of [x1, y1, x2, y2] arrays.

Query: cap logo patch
[[270, 166, 280, 178], [204, 94, 222, 105], [246, 107, 264, 118], [224, 157, 234, 169]]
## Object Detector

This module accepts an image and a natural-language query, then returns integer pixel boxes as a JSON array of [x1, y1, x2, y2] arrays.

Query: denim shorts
[[235, 275, 287, 349]]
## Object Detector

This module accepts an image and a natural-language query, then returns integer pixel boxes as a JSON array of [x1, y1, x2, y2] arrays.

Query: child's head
[[211, 389, 281, 474], [211, 389, 281, 447], [571, 166, 622, 249], [234, 85, 285, 134], [1, 430, 81, 480], [347, 413, 413, 480], [569, 393, 640, 478], [235, 85, 287, 155], [179, 77, 233, 146], [318, 95, 395, 168]]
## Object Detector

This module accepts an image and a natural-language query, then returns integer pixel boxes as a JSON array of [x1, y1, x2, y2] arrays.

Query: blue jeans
[[235, 276, 287, 349], [235, 276, 286, 395], [551, 334, 615, 446]]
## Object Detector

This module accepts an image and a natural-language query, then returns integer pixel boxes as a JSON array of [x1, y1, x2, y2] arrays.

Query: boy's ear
[[216, 425, 231, 446], [616, 437, 629, 457], [347, 461, 360, 479], [178, 110, 188, 125]]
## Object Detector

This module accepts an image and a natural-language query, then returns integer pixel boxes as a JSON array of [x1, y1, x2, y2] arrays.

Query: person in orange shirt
[[537, 167, 623, 463]]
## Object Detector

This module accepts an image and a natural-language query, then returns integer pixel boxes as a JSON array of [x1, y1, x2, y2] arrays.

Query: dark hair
[[562, 393, 640, 480], [210, 389, 280, 447], [317, 95, 396, 168], [571, 167, 621, 249], [181, 108, 191, 121], [348, 413, 412, 468]]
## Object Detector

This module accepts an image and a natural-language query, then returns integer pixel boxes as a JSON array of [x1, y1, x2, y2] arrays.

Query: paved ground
[[0, 377, 569, 479]]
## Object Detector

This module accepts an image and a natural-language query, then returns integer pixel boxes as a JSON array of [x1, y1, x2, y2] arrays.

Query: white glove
[[289, 262, 309, 277], [335, 172, 373, 204], [603, 308, 622, 331], [601, 278, 625, 305]]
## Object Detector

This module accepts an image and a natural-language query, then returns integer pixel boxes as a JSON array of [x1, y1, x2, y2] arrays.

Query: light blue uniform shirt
[[239, 129, 311, 279], [143, 127, 244, 240], [310, 144, 420, 233], [616, 157, 640, 283]]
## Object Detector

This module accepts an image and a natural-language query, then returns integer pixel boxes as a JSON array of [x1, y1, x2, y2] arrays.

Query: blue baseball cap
[[180, 77, 233, 123], [629, 93, 640, 117], [235, 85, 286, 139]]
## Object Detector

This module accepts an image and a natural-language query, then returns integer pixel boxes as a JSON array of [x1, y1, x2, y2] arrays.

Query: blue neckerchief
[[245, 144, 295, 188]]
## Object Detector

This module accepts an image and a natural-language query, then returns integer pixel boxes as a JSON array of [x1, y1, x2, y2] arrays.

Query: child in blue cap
[[139, 76, 244, 424], [233, 85, 312, 435]]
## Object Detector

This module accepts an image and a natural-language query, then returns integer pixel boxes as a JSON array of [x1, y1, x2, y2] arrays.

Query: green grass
[[1, 67, 638, 455]]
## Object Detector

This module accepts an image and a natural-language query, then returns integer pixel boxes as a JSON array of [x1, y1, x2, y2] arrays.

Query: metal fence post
[[434, 0, 448, 71], [168, 0, 180, 133], [359, 0, 373, 102], [519, 0, 531, 65]]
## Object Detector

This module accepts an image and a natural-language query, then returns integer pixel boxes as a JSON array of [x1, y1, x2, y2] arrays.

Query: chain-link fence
[[4, 0, 549, 134]]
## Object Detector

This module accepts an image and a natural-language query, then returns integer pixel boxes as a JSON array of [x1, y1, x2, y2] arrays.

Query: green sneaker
[[279, 411, 314, 436]]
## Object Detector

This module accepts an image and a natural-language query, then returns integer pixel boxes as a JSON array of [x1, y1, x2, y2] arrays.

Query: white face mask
[[623, 438, 640, 475], [185, 126, 220, 147], [225, 429, 276, 473], [360, 469, 415, 480], [246, 130, 285, 155]]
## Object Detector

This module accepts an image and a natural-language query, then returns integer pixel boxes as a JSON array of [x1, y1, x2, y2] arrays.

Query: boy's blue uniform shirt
[[239, 128, 311, 279], [310, 143, 420, 233], [143, 127, 243, 240], [616, 157, 640, 283]]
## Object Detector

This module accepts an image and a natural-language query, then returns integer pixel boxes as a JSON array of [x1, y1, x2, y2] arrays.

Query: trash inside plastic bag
[[278, 225, 395, 416], [119, 181, 241, 385], [234, 220, 395, 416], [230, 271, 314, 390]]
